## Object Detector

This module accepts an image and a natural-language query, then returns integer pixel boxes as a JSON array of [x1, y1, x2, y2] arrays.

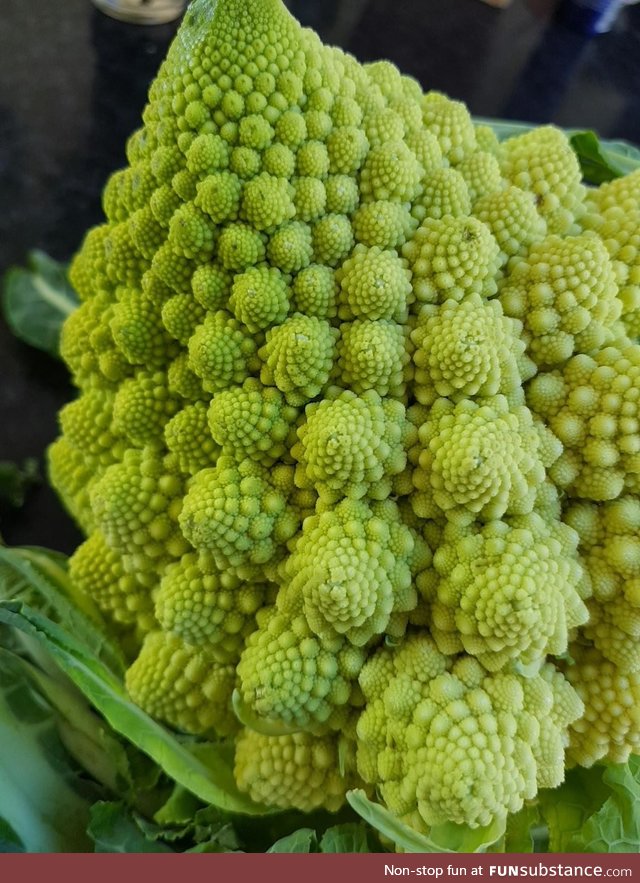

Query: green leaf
[[2, 250, 79, 357], [0, 645, 132, 798], [347, 790, 505, 854], [593, 139, 640, 177], [0, 600, 274, 816], [569, 131, 625, 185], [267, 828, 318, 853], [539, 759, 640, 853], [0, 459, 39, 509], [0, 817, 26, 853], [232, 687, 301, 736], [0, 545, 126, 675], [0, 663, 93, 852], [347, 790, 446, 852], [88, 802, 174, 853], [539, 765, 612, 852], [154, 785, 203, 827], [320, 822, 375, 853], [503, 802, 543, 853], [576, 758, 640, 852]]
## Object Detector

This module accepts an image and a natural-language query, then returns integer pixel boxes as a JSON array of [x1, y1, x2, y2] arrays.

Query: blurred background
[[1, 0, 640, 552]]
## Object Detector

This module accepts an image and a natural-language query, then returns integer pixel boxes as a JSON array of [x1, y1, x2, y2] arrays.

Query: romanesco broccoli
[[48, 0, 640, 841]]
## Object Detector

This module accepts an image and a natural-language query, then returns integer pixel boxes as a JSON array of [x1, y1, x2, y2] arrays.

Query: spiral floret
[[499, 126, 586, 234], [164, 401, 220, 475], [258, 314, 339, 405], [285, 498, 417, 645], [293, 389, 408, 502], [359, 140, 423, 203], [208, 377, 299, 466], [402, 216, 500, 305], [155, 551, 267, 659], [581, 202, 640, 340], [430, 514, 589, 670], [241, 173, 296, 231], [499, 233, 621, 369], [90, 447, 188, 578], [564, 643, 640, 766], [412, 397, 561, 524], [585, 168, 640, 215], [111, 290, 175, 368], [336, 319, 410, 397], [356, 636, 583, 830], [188, 310, 258, 393], [68, 531, 155, 637], [457, 150, 502, 204], [337, 244, 412, 322], [234, 729, 356, 812], [352, 200, 417, 250], [527, 344, 640, 501], [473, 185, 547, 263], [421, 91, 476, 165], [291, 264, 337, 318], [564, 497, 640, 672], [413, 167, 471, 222], [236, 608, 366, 731], [229, 267, 290, 332], [179, 455, 299, 577], [410, 294, 533, 405], [125, 630, 238, 736]]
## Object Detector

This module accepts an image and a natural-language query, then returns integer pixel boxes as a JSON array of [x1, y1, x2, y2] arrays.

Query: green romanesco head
[[49, 0, 640, 843]]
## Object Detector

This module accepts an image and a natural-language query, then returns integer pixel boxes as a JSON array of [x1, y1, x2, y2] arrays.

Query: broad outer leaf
[[267, 828, 318, 853], [347, 790, 505, 854], [0, 669, 93, 852], [569, 131, 625, 185], [2, 249, 79, 357], [320, 822, 374, 853], [88, 802, 174, 853], [0, 545, 126, 676], [0, 817, 26, 853], [0, 600, 274, 816], [576, 758, 640, 852]]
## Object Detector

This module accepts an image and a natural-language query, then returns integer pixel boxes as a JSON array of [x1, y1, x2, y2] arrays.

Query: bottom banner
[[1, 853, 640, 883]]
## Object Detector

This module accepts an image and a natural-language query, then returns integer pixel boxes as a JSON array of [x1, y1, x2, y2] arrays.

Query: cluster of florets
[[51, 0, 640, 840]]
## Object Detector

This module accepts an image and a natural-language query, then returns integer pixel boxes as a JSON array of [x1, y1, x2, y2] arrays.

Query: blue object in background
[[555, 0, 623, 33]]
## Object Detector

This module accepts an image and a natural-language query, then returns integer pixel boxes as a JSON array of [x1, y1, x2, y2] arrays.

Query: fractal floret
[[51, 0, 640, 842]]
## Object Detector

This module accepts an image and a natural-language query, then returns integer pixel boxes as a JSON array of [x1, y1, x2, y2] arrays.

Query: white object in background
[[91, 0, 187, 24]]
